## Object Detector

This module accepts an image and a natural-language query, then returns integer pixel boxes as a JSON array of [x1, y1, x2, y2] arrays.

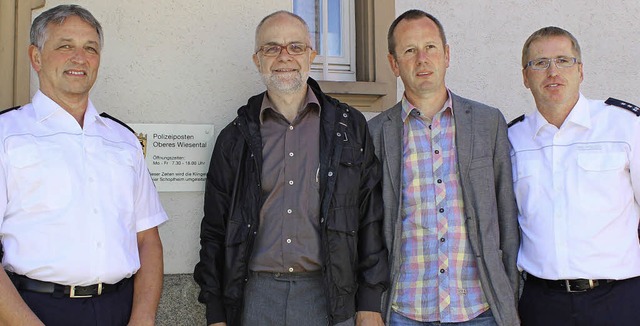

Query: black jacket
[[193, 79, 389, 325]]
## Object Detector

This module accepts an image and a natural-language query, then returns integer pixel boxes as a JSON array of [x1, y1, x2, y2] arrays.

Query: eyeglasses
[[526, 57, 579, 70], [256, 42, 311, 56]]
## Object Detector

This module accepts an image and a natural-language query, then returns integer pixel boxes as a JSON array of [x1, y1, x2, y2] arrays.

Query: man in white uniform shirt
[[509, 26, 640, 326], [0, 5, 167, 325]]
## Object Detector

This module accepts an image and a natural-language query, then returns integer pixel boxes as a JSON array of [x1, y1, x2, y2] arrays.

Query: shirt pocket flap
[[577, 152, 626, 171], [7, 145, 41, 168]]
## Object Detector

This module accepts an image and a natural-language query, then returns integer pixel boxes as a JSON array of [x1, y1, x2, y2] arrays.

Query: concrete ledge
[[157, 274, 205, 325]]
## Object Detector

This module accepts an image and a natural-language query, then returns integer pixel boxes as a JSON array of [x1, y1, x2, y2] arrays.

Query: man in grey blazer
[[368, 9, 519, 326]]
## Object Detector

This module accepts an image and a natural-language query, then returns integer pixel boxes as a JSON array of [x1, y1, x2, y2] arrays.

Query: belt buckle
[[69, 283, 102, 298], [565, 279, 593, 293]]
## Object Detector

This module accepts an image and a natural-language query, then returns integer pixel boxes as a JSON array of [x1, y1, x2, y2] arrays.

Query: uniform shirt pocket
[[8, 144, 72, 213], [576, 151, 628, 213], [513, 158, 540, 220], [101, 145, 137, 211]]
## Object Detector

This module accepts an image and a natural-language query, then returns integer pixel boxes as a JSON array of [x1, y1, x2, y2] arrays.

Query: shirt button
[[439, 208, 445, 213], [328, 171, 334, 177], [287, 209, 293, 214], [288, 267, 294, 272], [440, 269, 445, 273], [320, 218, 324, 223], [434, 150, 440, 154], [289, 152, 294, 157], [440, 238, 445, 242], [437, 179, 442, 184], [336, 132, 342, 137], [289, 126, 294, 130], [288, 180, 294, 185]]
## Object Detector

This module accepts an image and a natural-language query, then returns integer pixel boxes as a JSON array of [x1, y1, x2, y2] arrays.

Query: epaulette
[[99, 112, 136, 134], [0, 106, 21, 116], [605, 98, 640, 117], [508, 114, 525, 127]]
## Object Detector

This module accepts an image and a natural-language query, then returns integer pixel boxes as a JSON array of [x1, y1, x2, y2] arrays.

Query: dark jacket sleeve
[[354, 114, 390, 312], [193, 124, 238, 325], [493, 113, 520, 303]]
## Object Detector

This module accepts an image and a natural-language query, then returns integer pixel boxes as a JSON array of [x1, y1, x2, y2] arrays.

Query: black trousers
[[18, 278, 134, 326], [519, 275, 640, 326]]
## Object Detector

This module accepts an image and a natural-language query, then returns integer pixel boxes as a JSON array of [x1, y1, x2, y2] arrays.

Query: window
[[292, 0, 396, 112], [0, 0, 45, 108], [293, 0, 356, 81]]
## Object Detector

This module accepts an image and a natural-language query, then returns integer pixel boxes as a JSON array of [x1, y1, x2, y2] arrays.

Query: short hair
[[522, 26, 581, 68], [388, 9, 447, 57], [30, 4, 103, 51], [254, 10, 310, 53]]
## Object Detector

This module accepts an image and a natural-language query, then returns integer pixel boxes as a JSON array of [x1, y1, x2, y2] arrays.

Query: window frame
[[316, 0, 397, 112], [304, 0, 357, 82], [0, 0, 45, 108]]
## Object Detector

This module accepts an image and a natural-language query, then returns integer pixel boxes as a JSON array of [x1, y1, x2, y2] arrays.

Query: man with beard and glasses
[[510, 26, 640, 326], [194, 10, 389, 326]]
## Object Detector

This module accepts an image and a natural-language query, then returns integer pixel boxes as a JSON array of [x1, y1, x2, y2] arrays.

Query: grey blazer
[[368, 92, 520, 326]]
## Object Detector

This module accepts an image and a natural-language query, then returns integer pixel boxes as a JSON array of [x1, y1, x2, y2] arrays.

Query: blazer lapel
[[451, 93, 473, 181], [381, 104, 403, 199]]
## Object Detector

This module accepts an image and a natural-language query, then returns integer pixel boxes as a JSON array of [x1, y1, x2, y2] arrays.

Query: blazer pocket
[[469, 157, 493, 170]]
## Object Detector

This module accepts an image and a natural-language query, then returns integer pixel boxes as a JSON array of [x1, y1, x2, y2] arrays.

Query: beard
[[261, 70, 309, 94]]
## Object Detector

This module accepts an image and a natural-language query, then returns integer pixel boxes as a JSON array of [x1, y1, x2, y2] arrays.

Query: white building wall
[[31, 0, 640, 274]]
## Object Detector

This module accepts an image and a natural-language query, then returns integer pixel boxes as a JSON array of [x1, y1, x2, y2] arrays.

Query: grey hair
[[522, 26, 581, 68], [254, 10, 310, 53], [30, 4, 103, 50]]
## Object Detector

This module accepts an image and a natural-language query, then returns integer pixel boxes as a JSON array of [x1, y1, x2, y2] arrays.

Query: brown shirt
[[248, 87, 322, 273]]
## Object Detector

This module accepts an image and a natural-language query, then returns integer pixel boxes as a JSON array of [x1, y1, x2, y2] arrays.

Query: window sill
[[317, 80, 395, 112]]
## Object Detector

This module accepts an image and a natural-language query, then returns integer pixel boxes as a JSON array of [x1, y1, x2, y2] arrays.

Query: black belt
[[7, 272, 130, 298], [250, 270, 322, 279], [527, 274, 615, 293]]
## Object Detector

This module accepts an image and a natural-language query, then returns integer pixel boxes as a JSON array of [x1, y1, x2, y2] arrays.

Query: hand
[[127, 316, 155, 326], [356, 311, 384, 326]]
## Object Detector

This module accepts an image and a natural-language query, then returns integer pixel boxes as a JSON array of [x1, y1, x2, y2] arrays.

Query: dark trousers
[[519, 275, 640, 326], [18, 278, 134, 326]]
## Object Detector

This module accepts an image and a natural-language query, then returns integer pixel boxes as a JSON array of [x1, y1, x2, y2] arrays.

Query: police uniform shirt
[[0, 91, 168, 286], [509, 93, 640, 280]]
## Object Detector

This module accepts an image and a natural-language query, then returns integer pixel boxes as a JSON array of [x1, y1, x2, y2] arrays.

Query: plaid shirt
[[392, 95, 489, 322]]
